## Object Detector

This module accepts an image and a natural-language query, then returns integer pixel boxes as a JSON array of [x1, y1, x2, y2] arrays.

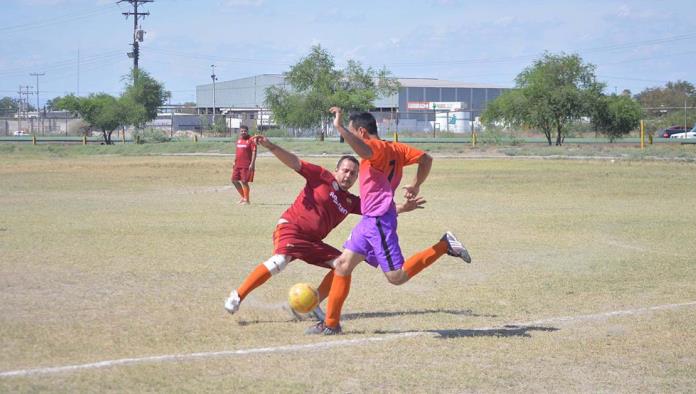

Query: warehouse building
[[196, 74, 507, 134]]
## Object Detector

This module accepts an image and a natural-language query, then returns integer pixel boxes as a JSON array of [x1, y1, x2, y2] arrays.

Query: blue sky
[[2, 0, 695, 106]]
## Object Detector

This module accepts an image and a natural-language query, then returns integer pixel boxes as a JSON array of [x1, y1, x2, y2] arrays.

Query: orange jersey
[[359, 138, 424, 216]]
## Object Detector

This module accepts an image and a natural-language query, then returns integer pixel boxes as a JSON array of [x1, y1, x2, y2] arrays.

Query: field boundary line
[[2, 301, 695, 378]]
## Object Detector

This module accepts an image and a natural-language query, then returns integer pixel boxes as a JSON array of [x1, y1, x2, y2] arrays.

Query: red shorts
[[273, 222, 340, 269], [231, 167, 254, 182]]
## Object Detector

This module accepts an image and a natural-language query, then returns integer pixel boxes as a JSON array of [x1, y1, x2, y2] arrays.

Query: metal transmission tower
[[119, 0, 153, 70], [30, 72, 45, 134], [17, 85, 33, 133]]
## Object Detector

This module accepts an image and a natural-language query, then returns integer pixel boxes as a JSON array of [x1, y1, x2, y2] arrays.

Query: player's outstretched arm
[[403, 153, 433, 199], [330, 107, 373, 160], [396, 196, 426, 214], [251, 135, 301, 172]]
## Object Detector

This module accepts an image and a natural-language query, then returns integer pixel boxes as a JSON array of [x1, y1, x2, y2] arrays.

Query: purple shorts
[[343, 207, 404, 272]]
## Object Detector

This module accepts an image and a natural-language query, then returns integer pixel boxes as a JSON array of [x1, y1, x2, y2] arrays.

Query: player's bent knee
[[384, 270, 408, 285], [263, 255, 290, 276]]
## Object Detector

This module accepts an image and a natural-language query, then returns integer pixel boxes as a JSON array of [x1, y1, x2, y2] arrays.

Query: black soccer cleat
[[441, 231, 472, 263]]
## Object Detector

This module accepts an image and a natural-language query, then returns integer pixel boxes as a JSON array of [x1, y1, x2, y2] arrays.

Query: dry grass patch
[[1, 154, 695, 392]]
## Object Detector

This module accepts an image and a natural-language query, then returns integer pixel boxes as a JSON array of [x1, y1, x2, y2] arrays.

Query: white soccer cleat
[[224, 290, 241, 315], [441, 231, 471, 263]]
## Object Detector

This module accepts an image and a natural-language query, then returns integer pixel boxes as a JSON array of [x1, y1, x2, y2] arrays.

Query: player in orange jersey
[[307, 107, 471, 335]]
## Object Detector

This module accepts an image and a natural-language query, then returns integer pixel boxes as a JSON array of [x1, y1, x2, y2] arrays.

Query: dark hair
[[336, 155, 359, 169], [240, 125, 249, 132], [349, 112, 378, 135]]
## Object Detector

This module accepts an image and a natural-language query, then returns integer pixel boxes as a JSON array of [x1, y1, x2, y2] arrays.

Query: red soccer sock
[[324, 273, 351, 329], [316, 270, 335, 301], [236, 264, 272, 301], [402, 240, 448, 279]]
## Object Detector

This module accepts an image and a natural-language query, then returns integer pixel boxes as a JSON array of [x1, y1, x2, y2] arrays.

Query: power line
[[0, 4, 118, 34]]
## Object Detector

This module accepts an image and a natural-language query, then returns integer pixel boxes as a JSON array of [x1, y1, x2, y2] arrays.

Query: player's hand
[[252, 135, 270, 147], [400, 196, 426, 213], [329, 107, 343, 128], [402, 184, 420, 199]]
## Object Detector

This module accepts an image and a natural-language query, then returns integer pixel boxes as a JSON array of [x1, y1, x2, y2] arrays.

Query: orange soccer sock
[[402, 240, 448, 279], [236, 264, 272, 301], [324, 273, 351, 329], [316, 270, 335, 301], [242, 185, 250, 202]]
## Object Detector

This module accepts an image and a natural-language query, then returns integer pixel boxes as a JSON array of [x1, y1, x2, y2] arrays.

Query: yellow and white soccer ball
[[288, 283, 319, 314]]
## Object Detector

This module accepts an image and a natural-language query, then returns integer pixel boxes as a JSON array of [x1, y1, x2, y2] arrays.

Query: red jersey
[[234, 137, 256, 168], [359, 138, 424, 216], [281, 161, 361, 241]]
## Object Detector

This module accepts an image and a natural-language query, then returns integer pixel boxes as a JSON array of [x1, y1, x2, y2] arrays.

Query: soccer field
[[1, 153, 695, 392]]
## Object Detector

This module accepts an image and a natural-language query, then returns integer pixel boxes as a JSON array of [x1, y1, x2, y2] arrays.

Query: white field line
[[2, 301, 696, 378]]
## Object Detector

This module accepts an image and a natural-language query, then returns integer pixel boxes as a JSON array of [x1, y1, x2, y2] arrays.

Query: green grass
[[1, 152, 695, 392], [2, 137, 696, 160]]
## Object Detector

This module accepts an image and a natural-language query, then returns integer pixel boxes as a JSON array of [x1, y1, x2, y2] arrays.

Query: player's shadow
[[236, 308, 495, 326], [375, 325, 559, 338], [341, 308, 497, 321]]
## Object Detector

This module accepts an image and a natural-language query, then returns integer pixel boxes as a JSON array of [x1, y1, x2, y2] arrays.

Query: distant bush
[[132, 128, 171, 143]]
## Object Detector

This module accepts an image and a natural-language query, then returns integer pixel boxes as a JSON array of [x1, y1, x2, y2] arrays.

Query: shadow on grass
[[237, 308, 496, 326], [341, 308, 497, 321], [375, 325, 559, 338]]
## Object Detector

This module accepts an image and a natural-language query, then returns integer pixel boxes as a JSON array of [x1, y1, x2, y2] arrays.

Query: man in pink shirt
[[307, 107, 472, 335]]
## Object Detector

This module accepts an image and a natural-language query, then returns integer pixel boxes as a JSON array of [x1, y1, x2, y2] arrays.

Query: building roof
[[395, 78, 505, 89]]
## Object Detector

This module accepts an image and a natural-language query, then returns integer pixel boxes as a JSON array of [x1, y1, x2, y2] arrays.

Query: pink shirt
[[358, 139, 424, 216]]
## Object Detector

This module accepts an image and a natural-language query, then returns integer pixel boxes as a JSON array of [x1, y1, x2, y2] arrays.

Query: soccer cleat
[[309, 305, 326, 322], [441, 231, 471, 263], [283, 304, 325, 321], [224, 290, 241, 315], [304, 321, 342, 335]]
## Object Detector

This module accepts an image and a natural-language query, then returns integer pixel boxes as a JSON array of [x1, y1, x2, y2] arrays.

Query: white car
[[12, 130, 29, 136], [669, 130, 696, 139]]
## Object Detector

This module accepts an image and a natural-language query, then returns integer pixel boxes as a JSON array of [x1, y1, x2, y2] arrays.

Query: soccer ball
[[288, 283, 319, 314]]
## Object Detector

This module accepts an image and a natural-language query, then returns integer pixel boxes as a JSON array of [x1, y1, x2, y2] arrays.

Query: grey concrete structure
[[196, 74, 507, 133]]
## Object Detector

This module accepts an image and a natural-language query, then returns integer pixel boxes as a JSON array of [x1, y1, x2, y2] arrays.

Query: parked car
[[669, 130, 696, 139], [656, 125, 690, 138], [12, 130, 29, 136]]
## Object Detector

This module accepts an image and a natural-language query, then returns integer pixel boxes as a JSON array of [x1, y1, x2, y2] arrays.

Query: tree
[[0, 97, 19, 116], [0, 96, 35, 116], [122, 69, 170, 127], [51, 68, 169, 144], [53, 93, 129, 144], [482, 52, 604, 145], [265, 45, 399, 139], [635, 80, 696, 128], [592, 94, 643, 142]]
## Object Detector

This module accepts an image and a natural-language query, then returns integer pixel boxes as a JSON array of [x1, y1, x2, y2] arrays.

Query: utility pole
[[17, 85, 33, 133], [30, 72, 45, 134], [119, 0, 153, 71], [77, 48, 80, 96], [211, 64, 217, 132]]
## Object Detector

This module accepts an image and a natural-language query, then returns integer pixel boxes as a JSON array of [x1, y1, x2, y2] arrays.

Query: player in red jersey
[[231, 125, 257, 204], [224, 135, 424, 319]]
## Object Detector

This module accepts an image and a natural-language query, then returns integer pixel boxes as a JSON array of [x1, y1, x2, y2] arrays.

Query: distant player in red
[[231, 125, 257, 204], [224, 135, 424, 319]]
